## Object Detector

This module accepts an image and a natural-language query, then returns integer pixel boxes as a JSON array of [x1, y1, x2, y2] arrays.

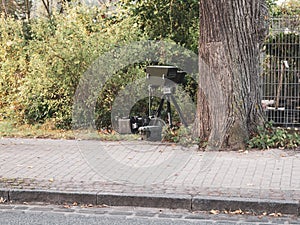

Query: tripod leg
[[166, 96, 172, 127], [148, 86, 152, 117], [156, 95, 165, 118], [170, 94, 188, 127]]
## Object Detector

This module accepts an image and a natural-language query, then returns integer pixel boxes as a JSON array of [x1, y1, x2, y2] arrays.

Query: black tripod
[[153, 87, 188, 128]]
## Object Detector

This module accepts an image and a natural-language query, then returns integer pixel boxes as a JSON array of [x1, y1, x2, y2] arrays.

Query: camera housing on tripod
[[116, 65, 188, 140], [146, 65, 186, 86]]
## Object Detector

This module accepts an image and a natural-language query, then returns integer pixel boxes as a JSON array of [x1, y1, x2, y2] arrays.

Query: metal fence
[[261, 16, 300, 127]]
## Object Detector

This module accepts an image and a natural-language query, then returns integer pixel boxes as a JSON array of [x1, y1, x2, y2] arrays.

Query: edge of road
[[0, 189, 299, 216]]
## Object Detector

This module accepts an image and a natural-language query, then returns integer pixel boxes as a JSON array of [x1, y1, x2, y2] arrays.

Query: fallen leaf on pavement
[[269, 212, 282, 217], [238, 150, 248, 154], [230, 209, 243, 215], [0, 197, 6, 204], [209, 209, 220, 215]]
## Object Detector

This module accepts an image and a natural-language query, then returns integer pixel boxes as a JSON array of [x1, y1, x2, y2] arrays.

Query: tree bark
[[198, 0, 269, 150]]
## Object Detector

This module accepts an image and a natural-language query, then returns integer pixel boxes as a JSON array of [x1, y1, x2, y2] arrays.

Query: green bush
[[268, 0, 300, 16], [120, 0, 199, 53], [0, 15, 27, 122], [95, 65, 146, 130], [247, 122, 300, 149], [0, 2, 198, 131], [0, 4, 143, 129]]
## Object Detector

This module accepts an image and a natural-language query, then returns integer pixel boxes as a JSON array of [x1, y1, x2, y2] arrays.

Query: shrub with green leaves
[[267, 0, 300, 17], [247, 122, 300, 149], [120, 0, 199, 53], [0, 4, 144, 129]]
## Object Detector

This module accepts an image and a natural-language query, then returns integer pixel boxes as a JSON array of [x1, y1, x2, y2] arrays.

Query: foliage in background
[[0, 3, 143, 129], [95, 65, 147, 130], [266, 32, 300, 59], [119, 0, 199, 53], [268, 0, 300, 16], [0, 1, 198, 131]]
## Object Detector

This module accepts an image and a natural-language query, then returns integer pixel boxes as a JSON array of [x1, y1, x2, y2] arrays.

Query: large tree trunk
[[197, 0, 269, 150]]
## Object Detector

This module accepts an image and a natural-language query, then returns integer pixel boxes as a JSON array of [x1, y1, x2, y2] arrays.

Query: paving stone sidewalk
[[0, 138, 300, 214]]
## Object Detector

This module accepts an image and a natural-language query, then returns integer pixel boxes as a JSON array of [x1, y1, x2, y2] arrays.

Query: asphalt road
[[0, 204, 299, 225]]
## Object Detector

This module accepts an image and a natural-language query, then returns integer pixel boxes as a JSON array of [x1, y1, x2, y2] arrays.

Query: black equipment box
[[146, 66, 186, 84]]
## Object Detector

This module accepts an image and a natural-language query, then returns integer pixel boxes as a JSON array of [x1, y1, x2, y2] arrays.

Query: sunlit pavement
[[0, 138, 300, 215]]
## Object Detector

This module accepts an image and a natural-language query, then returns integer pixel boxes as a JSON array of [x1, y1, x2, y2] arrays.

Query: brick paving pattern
[[0, 138, 300, 201]]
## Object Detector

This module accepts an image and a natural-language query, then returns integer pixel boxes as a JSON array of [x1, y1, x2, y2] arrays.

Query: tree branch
[[25, 0, 31, 21], [1, 0, 8, 17], [42, 0, 51, 17]]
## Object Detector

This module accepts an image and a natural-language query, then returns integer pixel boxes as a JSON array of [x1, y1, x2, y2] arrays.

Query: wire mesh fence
[[261, 16, 300, 127]]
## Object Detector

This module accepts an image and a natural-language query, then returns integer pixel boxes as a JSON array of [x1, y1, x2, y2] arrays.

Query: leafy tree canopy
[[119, 0, 199, 53], [267, 0, 300, 16]]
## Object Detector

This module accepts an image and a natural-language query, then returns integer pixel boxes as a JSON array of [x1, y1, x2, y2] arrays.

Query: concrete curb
[[0, 189, 299, 215], [8, 189, 97, 205], [192, 195, 300, 215], [0, 189, 9, 202], [97, 192, 192, 209]]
